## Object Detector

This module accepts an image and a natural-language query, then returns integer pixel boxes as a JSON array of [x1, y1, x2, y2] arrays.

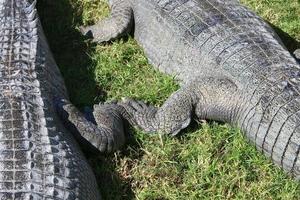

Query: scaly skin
[[295, 49, 300, 60], [0, 0, 127, 199], [74, 0, 300, 180]]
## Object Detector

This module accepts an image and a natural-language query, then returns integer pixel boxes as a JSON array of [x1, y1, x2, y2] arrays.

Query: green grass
[[38, 0, 300, 199]]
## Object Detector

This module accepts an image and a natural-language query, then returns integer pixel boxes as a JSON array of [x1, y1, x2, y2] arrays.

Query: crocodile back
[[134, 0, 300, 91], [0, 0, 100, 199]]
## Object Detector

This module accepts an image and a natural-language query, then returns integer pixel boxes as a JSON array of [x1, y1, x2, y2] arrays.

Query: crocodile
[[0, 0, 127, 199], [64, 0, 300, 181]]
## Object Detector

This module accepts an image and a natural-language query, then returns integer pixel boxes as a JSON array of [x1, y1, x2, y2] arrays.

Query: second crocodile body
[[79, 0, 300, 180]]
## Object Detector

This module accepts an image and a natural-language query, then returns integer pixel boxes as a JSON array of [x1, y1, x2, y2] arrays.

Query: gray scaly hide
[[79, 0, 300, 180], [0, 0, 112, 199]]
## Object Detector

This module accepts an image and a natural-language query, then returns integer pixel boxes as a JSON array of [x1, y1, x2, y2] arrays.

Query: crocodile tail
[[238, 83, 300, 180]]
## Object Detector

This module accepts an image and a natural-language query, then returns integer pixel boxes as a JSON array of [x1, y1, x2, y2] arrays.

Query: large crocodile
[[67, 0, 300, 180], [0, 0, 127, 199]]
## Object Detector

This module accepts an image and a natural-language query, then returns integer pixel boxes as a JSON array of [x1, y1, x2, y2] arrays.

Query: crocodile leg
[[81, 0, 133, 43], [119, 77, 243, 135], [55, 99, 126, 153]]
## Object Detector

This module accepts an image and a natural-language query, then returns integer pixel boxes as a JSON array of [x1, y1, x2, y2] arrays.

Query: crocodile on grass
[[59, 0, 300, 181], [0, 0, 127, 199]]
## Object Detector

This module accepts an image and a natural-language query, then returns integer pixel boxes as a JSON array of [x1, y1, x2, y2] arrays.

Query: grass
[[38, 0, 300, 199]]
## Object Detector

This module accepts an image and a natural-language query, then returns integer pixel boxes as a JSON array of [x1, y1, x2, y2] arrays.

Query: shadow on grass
[[37, 0, 101, 107], [270, 23, 300, 54], [37, 0, 136, 199]]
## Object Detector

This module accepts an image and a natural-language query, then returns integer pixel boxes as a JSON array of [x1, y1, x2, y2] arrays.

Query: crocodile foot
[[118, 93, 193, 136], [80, 0, 133, 43], [55, 98, 126, 153], [119, 98, 159, 133]]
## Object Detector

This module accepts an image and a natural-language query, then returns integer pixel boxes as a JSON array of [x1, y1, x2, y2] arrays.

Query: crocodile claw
[[294, 49, 300, 61], [79, 26, 94, 39]]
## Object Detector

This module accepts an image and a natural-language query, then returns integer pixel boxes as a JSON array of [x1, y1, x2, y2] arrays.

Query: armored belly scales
[[0, 0, 129, 199], [78, 0, 300, 180]]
